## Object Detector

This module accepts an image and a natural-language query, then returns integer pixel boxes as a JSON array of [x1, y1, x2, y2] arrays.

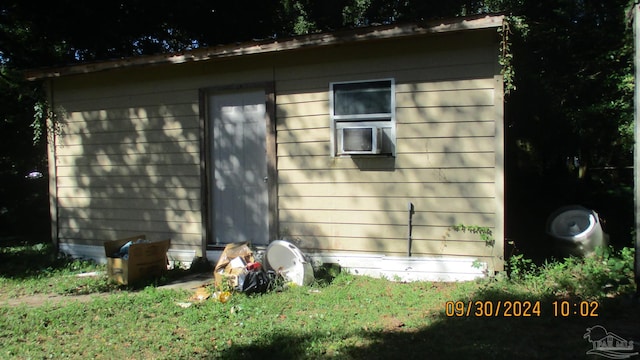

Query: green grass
[[1, 241, 639, 359]]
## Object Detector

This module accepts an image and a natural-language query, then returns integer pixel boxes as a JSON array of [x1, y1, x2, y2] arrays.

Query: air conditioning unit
[[338, 126, 381, 155]]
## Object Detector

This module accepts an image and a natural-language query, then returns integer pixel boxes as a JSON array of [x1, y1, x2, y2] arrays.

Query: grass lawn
[[1, 240, 639, 359]]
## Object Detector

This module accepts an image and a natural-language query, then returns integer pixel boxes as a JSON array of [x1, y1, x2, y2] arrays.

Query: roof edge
[[25, 14, 504, 81]]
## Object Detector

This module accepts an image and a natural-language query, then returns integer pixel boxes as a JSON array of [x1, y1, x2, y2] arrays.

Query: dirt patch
[[0, 272, 214, 308], [1, 292, 111, 307], [379, 314, 407, 332]]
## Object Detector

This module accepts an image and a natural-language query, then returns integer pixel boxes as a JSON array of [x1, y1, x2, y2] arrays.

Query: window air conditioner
[[338, 126, 381, 155]]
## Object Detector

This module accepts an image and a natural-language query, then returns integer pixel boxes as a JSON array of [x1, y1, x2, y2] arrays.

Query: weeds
[[0, 241, 638, 359], [504, 246, 636, 299], [451, 224, 495, 246]]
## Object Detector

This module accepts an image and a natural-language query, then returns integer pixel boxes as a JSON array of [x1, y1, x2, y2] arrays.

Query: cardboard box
[[214, 242, 254, 289], [104, 234, 171, 285]]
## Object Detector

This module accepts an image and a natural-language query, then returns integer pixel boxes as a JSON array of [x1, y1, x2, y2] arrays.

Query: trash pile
[[213, 242, 273, 295], [184, 240, 315, 305]]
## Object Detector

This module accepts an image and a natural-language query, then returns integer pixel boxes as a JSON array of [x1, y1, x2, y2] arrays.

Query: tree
[[0, 3, 54, 239], [0, 1, 636, 252], [503, 0, 636, 255], [276, 0, 492, 35]]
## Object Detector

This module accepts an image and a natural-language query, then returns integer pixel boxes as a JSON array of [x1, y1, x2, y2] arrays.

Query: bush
[[505, 246, 636, 299]]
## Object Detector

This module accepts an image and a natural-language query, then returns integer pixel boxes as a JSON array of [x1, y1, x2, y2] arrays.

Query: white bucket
[[547, 205, 608, 257], [265, 240, 314, 286]]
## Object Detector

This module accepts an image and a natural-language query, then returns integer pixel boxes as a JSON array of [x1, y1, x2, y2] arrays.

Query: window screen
[[333, 80, 392, 118]]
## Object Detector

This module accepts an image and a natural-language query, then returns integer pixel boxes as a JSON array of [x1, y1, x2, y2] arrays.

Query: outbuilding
[[27, 14, 506, 281]]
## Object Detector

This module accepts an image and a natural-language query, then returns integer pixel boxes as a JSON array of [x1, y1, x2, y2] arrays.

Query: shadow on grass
[[0, 238, 196, 296], [0, 239, 71, 279], [312, 263, 342, 286], [218, 288, 640, 360]]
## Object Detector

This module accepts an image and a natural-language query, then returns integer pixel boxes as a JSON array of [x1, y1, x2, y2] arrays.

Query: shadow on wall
[[55, 88, 203, 253], [55, 81, 277, 260], [276, 77, 500, 277], [206, 89, 272, 246]]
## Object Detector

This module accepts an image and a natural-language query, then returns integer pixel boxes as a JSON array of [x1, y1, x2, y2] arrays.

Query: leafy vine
[[498, 16, 528, 97], [451, 224, 495, 247]]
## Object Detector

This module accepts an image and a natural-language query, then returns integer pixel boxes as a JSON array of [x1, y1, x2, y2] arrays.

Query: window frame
[[330, 78, 396, 157]]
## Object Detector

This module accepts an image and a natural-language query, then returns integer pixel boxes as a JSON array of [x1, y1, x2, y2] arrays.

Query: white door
[[209, 90, 268, 245]]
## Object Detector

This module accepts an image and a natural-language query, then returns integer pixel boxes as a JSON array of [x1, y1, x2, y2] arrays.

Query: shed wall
[[51, 60, 274, 258], [274, 30, 503, 273], [49, 29, 503, 272]]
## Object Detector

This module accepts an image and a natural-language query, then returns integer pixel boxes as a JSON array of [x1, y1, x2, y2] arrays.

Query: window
[[330, 79, 395, 156]]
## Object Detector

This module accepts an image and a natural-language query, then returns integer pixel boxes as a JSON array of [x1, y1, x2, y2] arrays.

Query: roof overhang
[[24, 14, 504, 81]]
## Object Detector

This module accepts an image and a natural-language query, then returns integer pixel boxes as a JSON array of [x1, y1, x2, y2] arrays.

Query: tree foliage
[[0, 0, 636, 248], [508, 0, 634, 173]]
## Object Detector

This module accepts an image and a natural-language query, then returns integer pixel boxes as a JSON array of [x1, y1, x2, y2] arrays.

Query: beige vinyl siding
[[52, 74, 203, 250], [50, 57, 277, 252], [47, 24, 503, 272], [274, 30, 502, 267]]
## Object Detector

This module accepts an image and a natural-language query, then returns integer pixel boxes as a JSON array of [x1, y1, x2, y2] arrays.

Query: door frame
[[199, 82, 277, 252]]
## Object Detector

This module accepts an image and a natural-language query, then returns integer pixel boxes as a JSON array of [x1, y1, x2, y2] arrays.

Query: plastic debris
[[112, 238, 149, 260], [213, 291, 232, 303], [189, 287, 212, 302]]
